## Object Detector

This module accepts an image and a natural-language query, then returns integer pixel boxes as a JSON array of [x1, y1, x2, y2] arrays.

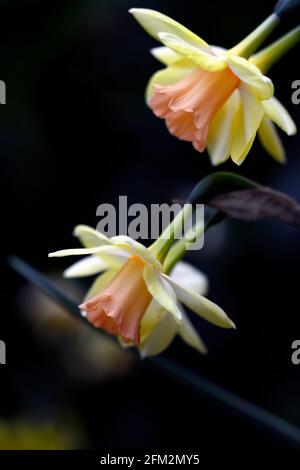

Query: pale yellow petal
[[139, 312, 178, 357], [170, 261, 209, 296], [158, 32, 227, 72], [111, 235, 162, 270], [140, 299, 166, 341], [239, 84, 264, 141], [49, 245, 130, 259], [74, 225, 111, 248], [258, 116, 286, 163], [150, 46, 183, 65], [162, 274, 235, 329], [262, 97, 297, 135], [226, 55, 274, 100], [63, 255, 107, 278], [143, 265, 183, 323], [178, 312, 207, 354], [230, 84, 264, 165], [129, 8, 211, 50], [207, 90, 239, 165]]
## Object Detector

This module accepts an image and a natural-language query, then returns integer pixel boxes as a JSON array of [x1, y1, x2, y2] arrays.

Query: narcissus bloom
[[130, 8, 296, 165], [49, 225, 235, 356]]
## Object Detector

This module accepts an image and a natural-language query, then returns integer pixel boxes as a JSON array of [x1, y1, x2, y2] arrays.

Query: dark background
[[1, 0, 300, 451]]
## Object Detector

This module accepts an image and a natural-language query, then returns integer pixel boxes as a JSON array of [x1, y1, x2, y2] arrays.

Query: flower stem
[[149, 203, 193, 264], [163, 172, 260, 271], [229, 13, 280, 58], [152, 172, 259, 266], [163, 209, 221, 274], [251, 25, 300, 73]]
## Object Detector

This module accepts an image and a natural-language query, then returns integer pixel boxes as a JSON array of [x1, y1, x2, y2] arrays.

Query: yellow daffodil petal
[[139, 312, 178, 357], [111, 235, 162, 270], [49, 245, 130, 259], [74, 225, 111, 248], [146, 60, 195, 102], [230, 84, 264, 165], [232, 132, 256, 166], [258, 116, 286, 163], [239, 84, 264, 141], [262, 97, 297, 135], [63, 255, 107, 278], [84, 268, 119, 301], [150, 46, 183, 65], [63, 251, 128, 278], [129, 8, 211, 50], [170, 261, 208, 295], [158, 32, 227, 72], [178, 312, 207, 354], [143, 265, 183, 323], [207, 91, 239, 165], [140, 299, 165, 342], [226, 55, 274, 100], [162, 274, 235, 329]]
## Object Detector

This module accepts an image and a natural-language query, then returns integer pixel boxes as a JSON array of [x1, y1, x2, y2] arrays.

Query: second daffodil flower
[[49, 225, 235, 357], [130, 8, 297, 165]]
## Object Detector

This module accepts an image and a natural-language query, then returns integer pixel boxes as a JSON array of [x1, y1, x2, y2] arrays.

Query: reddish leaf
[[209, 187, 300, 228]]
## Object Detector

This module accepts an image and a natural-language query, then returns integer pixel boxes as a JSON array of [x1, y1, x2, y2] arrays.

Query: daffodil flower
[[138, 261, 210, 357], [130, 8, 297, 165], [250, 27, 299, 163], [49, 225, 235, 355]]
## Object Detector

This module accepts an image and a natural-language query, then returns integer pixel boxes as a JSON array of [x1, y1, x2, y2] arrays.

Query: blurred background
[[1, 0, 300, 450]]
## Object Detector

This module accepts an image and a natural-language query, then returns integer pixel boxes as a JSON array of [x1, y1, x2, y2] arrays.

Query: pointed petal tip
[[216, 316, 236, 329], [129, 7, 148, 16], [48, 250, 67, 258], [217, 311, 236, 329], [73, 224, 85, 235], [287, 126, 297, 136], [62, 269, 74, 279], [232, 158, 244, 166], [201, 345, 209, 355], [218, 315, 236, 329]]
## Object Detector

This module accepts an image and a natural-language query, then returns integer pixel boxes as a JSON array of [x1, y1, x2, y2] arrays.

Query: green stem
[[251, 25, 300, 73], [163, 209, 221, 274], [163, 172, 259, 271], [150, 172, 260, 265], [149, 203, 193, 264], [229, 13, 280, 58]]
